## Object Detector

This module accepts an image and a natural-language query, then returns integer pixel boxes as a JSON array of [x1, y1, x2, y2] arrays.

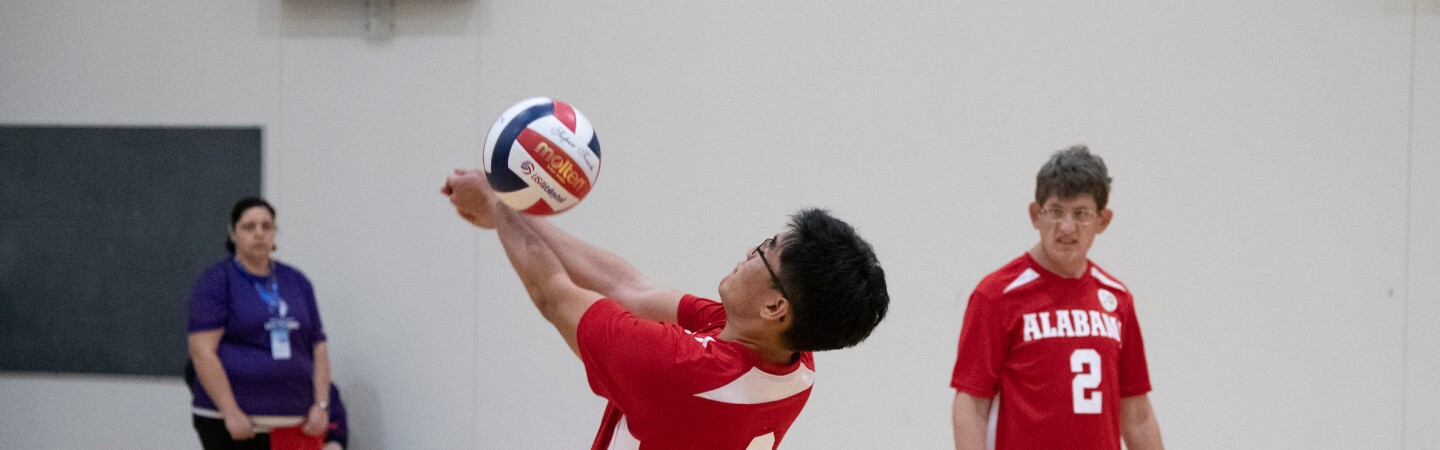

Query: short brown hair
[[1036, 145, 1112, 210]]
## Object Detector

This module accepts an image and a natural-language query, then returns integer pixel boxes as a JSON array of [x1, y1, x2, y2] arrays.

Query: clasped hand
[[442, 168, 498, 229]]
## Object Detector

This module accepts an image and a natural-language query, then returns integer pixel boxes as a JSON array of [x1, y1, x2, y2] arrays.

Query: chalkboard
[[0, 126, 262, 377]]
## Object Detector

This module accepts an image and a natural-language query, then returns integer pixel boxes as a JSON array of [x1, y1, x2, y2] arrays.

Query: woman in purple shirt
[[187, 197, 331, 449]]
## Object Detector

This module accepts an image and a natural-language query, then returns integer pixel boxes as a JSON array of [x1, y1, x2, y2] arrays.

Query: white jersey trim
[[1003, 268, 1040, 294], [694, 365, 816, 405], [607, 414, 780, 450], [1090, 267, 1127, 292]]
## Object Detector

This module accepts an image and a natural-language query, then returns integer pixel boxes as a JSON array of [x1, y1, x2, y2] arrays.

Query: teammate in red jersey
[[951, 146, 1164, 450], [442, 169, 889, 450]]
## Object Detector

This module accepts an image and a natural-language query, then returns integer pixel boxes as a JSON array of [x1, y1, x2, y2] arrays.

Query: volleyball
[[482, 97, 602, 215]]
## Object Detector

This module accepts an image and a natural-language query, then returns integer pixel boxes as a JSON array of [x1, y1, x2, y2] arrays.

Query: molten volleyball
[[482, 97, 602, 215]]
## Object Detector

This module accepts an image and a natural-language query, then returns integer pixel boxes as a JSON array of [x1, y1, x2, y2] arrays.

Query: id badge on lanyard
[[255, 279, 298, 360]]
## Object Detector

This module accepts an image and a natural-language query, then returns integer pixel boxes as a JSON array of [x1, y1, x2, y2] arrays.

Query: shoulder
[[678, 295, 726, 332], [581, 298, 628, 325], [973, 254, 1041, 299], [1086, 262, 1130, 295], [196, 260, 233, 284], [579, 300, 709, 371], [273, 261, 304, 277], [205, 259, 233, 274], [188, 260, 235, 311], [1086, 262, 1138, 317], [580, 300, 677, 342], [273, 261, 313, 285]]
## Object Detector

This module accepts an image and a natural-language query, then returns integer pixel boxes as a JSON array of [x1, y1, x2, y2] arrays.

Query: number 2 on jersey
[[1070, 349, 1101, 414]]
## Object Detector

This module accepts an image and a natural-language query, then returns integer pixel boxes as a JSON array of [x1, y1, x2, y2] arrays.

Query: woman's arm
[[304, 341, 331, 436], [188, 329, 255, 440]]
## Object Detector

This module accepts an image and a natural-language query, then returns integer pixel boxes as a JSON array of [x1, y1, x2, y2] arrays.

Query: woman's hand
[[303, 403, 330, 436], [222, 412, 256, 440], [300, 403, 329, 438], [442, 168, 499, 229]]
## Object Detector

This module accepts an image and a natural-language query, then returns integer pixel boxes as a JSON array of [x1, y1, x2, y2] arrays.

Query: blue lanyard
[[254, 279, 284, 317], [235, 259, 285, 317]]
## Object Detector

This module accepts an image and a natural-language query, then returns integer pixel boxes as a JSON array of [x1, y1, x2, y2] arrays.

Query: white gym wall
[[1, 0, 1437, 448]]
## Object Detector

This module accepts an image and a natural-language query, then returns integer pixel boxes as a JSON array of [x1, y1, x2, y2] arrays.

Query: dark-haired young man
[[951, 146, 1164, 450], [442, 169, 889, 450]]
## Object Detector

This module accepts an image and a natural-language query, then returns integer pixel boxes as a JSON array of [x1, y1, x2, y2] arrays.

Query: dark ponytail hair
[[226, 197, 276, 253]]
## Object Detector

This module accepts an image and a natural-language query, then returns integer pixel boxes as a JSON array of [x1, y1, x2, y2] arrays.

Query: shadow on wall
[[342, 379, 384, 449]]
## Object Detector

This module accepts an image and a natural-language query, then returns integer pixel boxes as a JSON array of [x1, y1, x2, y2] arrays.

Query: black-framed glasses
[[753, 237, 790, 299]]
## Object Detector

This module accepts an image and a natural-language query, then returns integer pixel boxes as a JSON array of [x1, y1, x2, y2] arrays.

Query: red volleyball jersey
[[579, 295, 815, 450], [951, 253, 1152, 450]]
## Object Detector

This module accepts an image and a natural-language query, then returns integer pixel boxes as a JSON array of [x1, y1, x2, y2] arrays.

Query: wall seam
[[1402, 0, 1418, 448]]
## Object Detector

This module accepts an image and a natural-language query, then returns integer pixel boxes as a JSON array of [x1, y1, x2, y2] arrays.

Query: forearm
[[521, 215, 680, 323], [494, 204, 573, 315], [312, 342, 331, 406], [1123, 421, 1164, 450], [492, 201, 602, 356], [1121, 395, 1165, 450], [1123, 417, 1164, 450], [189, 336, 244, 417], [952, 392, 991, 450], [445, 169, 673, 321], [521, 215, 647, 298]]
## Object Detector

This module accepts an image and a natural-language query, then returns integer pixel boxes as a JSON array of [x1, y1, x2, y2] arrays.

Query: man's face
[[718, 233, 789, 317], [1030, 194, 1110, 273]]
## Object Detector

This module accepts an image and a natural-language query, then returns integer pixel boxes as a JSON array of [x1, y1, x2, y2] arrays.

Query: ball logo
[[529, 141, 591, 196], [519, 161, 534, 175], [1097, 289, 1118, 312]]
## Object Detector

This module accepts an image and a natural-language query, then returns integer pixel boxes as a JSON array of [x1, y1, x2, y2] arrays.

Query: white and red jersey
[[951, 253, 1152, 450], [578, 295, 814, 450]]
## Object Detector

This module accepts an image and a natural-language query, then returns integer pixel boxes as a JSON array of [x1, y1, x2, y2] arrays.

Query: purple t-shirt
[[188, 259, 326, 416]]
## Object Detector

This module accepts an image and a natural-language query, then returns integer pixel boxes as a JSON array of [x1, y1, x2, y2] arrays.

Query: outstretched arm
[[517, 216, 681, 323], [445, 169, 604, 355], [493, 201, 604, 356], [444, 169, 683, 324]]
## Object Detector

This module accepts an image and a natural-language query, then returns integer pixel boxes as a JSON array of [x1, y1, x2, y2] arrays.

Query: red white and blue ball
[[482, 97, 602, 215]]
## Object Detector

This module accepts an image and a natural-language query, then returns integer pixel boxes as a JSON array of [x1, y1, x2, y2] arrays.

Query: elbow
[[532, 274, 578, 323], [186, 336, 219, 361], [523, 276, 561, 320], [1122, 399, 1154, 424], [1121, 401, 1158, 436], [612, 275, 654, 303], [1123, 411, 1156, 435], [188, 346, 218, 365]]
